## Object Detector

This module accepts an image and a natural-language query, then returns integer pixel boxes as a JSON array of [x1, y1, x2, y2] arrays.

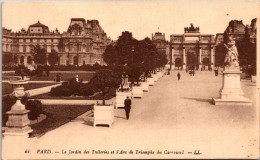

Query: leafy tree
[[33, 44, 47, 65], [48, 49, 59, 66], [215, 42, 227, 67], [128, 63, 144, 86], [109, 64, 130, 91], [2, 53, 14, 65], [89, 69, 121, 105]]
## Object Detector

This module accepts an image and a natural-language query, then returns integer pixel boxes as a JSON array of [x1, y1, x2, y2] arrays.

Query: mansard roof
[[29, 21, 49, 28]]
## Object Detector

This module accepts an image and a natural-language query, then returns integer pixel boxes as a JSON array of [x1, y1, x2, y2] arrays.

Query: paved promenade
[[2, 71, 258, 159]]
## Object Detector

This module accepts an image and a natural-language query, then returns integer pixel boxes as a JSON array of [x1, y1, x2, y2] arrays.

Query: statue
[[224, 37, 239, 70], [190, 23, 194, 31]]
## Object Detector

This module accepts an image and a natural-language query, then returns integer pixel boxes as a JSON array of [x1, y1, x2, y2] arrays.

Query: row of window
[[18, 39, 59, 43]]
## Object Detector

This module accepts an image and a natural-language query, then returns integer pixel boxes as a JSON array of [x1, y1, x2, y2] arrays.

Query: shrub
[[14, 65, 32, 76], [78, 83, 94, 96], [50, 78, 94, 97], [2, 95, 17, 126], [2, 95, 42, 126], [26, 100, 42, 120]]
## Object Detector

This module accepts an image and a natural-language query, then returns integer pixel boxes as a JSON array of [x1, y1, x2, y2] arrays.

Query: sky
[[2, 1, 259, 41]]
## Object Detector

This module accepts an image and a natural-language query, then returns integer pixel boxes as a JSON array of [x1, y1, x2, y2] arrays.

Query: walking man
[[177, 72, 181, 80], [124, 96, 132, 120]]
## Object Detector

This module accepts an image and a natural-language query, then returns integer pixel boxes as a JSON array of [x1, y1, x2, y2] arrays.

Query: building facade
[[151, 32, 170, 61], [170, 24, 215, 70], [2, 18, 111, 67]]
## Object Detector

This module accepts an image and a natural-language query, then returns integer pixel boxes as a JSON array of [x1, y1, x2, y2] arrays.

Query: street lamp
[[132, 46, 135, 63], [131, 46, 134, 64], [169, 43, 172, 70]]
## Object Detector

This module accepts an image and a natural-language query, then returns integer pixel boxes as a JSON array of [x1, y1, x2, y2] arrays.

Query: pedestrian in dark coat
[[124, 96, 132, 120], [177, 72, 181, 80], [192, 70, 195, 76]]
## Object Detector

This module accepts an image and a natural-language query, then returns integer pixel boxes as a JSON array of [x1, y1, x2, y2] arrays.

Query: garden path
[[2, 70, 258, 159]]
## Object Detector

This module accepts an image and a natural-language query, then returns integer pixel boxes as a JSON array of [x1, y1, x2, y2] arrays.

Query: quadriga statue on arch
[[224, 36, 239, 70]]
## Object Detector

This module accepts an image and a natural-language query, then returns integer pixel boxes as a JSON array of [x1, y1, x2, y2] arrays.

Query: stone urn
[[4, 79, 32, 138]]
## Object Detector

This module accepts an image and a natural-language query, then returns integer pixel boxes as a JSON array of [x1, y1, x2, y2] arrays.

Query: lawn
[[31, 90, 115, 100], [28, 72, 94, 81], [2, 72, 94, 81], [2, 83, 58, 95], [30, 104, 93, 138]]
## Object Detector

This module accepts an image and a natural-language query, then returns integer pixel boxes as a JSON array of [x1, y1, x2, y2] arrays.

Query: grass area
[[31, 91, 115, 100], [29, 72, 94, 81], [2, 83, 58, 95], [30, 104, 93, 138], [2, 72, 94, 81]]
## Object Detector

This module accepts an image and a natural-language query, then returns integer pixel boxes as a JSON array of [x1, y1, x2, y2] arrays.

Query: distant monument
[[184, 23, 200, 33], [213, 36, 252, 106]]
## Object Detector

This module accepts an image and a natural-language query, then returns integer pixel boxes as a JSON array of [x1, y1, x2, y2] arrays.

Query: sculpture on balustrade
[[185, 24, 200, 33]]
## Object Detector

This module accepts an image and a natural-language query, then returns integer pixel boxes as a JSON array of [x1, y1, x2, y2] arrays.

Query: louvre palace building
[[2, 18, 112, 66], [2, 18, 256, 70]]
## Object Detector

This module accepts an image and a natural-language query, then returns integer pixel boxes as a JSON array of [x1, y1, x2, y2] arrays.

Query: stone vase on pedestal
[[213, 70, 252, 106], [4, 80, 33, 138]]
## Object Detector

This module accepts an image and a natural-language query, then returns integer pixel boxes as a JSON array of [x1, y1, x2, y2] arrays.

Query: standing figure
[[21, 71, 24, 80], [177, 72, 181, 80], [75, 75, 79, 82], [192, 70, 195, 76], [124, 96, 132, 120]]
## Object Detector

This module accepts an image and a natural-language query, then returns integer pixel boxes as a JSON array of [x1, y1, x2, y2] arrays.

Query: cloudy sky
[[2, 1, 259, 41]]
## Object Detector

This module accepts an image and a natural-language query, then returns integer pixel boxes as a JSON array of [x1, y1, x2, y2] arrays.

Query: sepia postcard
[[1, 1, 259, 159]]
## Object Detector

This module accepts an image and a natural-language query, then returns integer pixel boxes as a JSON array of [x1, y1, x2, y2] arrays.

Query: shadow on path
[[181, 97, 213, 105], [114, 116, 126, 120]]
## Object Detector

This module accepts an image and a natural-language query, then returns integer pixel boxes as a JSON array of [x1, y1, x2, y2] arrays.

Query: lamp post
[[131, 46, 134, 64], [169, 43, 172, 70]]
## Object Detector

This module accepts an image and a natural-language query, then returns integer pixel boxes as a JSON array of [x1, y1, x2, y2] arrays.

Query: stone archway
[[187, 50, 198, 70], [202, 57, 210, 66], [175, 58, 183, 70], [202, 57, 210, 70]]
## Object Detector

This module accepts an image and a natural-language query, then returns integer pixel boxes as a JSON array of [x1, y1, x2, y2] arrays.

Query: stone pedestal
[[4, 80, 33, 137], [183, 64, 186, 70], [213, 70, 252, 106]]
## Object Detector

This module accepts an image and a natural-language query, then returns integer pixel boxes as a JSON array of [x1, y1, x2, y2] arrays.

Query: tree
[[48, 49, 59, 66], [89, 69, 121, 105], [128, 63, 144, 86], [2, 53, 14, 65], [33, 44, 47, 65], [109, 64, 130, 91], [215, 42, 227, 67]]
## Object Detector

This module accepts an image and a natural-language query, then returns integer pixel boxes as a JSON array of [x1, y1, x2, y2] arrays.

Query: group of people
[[188, 70, 195, 76]]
